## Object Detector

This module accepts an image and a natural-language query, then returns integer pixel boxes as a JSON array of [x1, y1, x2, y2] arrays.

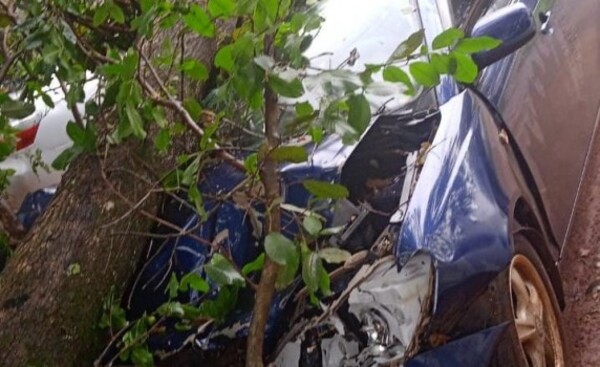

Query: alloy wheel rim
[[510, 254, 564, 367]]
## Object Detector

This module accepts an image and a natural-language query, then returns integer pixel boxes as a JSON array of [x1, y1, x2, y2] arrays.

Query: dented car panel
[[396, 89, 519, 319]]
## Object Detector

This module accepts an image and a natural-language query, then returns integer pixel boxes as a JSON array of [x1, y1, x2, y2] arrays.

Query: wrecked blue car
[[90, 0, 600, 366]]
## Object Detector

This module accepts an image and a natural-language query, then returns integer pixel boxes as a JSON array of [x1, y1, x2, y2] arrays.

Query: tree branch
[[246, 81, 282, 367], [137, 50, 246, 171]]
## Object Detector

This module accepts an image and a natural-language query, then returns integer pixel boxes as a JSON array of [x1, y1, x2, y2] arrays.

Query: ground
[[560, 128, 600, 366]]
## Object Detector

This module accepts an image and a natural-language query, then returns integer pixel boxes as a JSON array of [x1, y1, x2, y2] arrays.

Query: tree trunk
[[0, 145, 161, 366], [0, 27, 222, 365]]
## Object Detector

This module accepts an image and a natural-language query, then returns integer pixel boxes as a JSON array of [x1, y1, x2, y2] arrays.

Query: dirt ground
[[560, 130, 600, 366]]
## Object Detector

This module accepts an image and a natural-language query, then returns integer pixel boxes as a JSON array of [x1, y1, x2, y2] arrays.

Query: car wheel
[[510, 236, 565, 367]]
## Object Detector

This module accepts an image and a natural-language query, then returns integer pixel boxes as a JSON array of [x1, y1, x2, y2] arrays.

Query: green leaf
[[130, 346, 153, 367], [179, 272, 210, 293], [157, 301, 185, 317], [188, 184, 208, 221], [109, 3, 126, 24], [167, 273, 179, 299], [430, 53, 456, 74], [276, 251, 299, 289], [409, 61, 440, 87], [295, 102, 314, 117], [382, 66, 415, 95], [0, 99, 35, 119], [318, 263, 331, 296], [302, 180, 349, 199], [302, 250, 321, 293], [270, 146, 308, 163], [52, 146, 83, 170], [205, 254, 245, 286], [451, 52, 479, 83], [154, 128, 171, 152], [254, 0, 278, 31], [388, 29, 425, 62], [268, 75, 304, 98], [454, 36, 502, 54], [347, 94, 371, 134], [215, 45, 234, 72], [197, 285, 238, 321], [208, 0, 237, 17], [432, 28, 465, 50], [66, 121, 85, 145], [42, 44, 61, 64], [318, 248, 351, 264], [320, 225, 345, 236], [151, 106, 168, 128], [264, 232, 297, 266], [309, 127, 324, 144], [244, 153, 258, 175], [242, 253, 265, 275], [259, 0, 278, 21], [302, 215, 322, 236], [253, 55, 275, 71], [181, 59, 209, 81], [183, 98, 203, 121], [125, 102, 146, 139], [184, 4, 215, 37], [92, 5, 110, 27]]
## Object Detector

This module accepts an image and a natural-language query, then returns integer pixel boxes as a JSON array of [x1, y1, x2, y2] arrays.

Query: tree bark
[[0, 145, 162, 366], [0, 27, 222, 366]]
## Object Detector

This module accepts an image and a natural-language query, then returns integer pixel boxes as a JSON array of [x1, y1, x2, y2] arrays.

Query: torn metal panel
[[272, 253, 434, 366]]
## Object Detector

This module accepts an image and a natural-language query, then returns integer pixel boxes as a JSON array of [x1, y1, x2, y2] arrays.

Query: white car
[[1, 77, 98, 210]]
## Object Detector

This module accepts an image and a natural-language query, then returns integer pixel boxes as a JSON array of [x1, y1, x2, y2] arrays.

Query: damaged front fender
[[273, 252, 435, 366], [396, 89, 519, 323]]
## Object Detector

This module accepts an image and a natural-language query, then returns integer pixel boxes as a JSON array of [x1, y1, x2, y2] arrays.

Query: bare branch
[[57, 78, 86, 130], [137, 50, 246, 171]]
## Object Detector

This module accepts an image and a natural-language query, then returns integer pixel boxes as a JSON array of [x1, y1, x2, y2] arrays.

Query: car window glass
[[486, 0, 514, 14], [449, 0, 475, 26]]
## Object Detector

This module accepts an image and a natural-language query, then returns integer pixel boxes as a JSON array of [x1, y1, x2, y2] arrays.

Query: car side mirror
[[471, 3, 536, 69]]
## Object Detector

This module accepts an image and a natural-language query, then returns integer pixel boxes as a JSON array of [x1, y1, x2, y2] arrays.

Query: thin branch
[[137, 50, 246, 171], [57, 78, 86, 130], [98, 157, 211, 246], [246, 35, 281, 367]]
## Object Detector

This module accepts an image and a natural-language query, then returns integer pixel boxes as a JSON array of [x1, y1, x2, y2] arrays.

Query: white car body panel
[[1, 77, 99, 210]]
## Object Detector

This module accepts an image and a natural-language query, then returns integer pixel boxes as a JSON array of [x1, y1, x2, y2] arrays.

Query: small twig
[[137, 50, 245, 171], [57, 78, 86, 130], [98, 157, 211, 246]]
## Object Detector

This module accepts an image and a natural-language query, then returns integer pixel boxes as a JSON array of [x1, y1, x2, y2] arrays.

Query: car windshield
[[307, 0, 422, 70], [295, 0, 426, 119]]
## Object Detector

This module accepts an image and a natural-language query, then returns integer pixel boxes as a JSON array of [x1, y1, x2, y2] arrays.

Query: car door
[[477, 0, 600, 247]]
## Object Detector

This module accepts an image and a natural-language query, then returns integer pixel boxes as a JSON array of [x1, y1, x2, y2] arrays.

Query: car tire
[[507, 234, 567, 367]]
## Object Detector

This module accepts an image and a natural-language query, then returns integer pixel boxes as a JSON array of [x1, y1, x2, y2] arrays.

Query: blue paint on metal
[[395, 90, 512, 317], [16, 188, 54, 230]]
